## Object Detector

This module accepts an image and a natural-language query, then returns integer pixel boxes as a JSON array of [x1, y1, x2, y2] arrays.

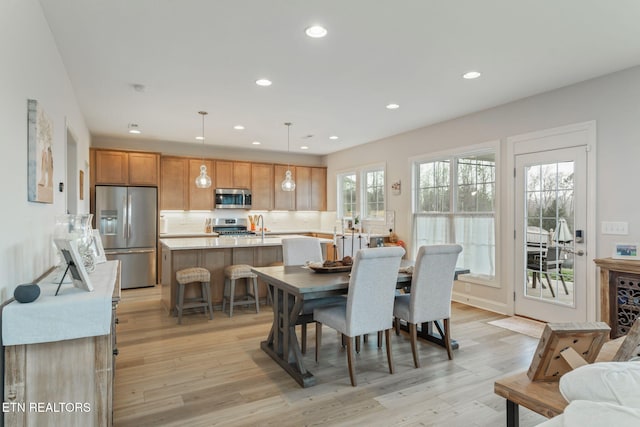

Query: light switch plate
[[601, 221, 629, 235]]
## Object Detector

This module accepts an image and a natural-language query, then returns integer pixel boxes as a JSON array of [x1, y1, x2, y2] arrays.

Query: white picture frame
[[89, 229, 107, 263], [53, 238, 94, 292], [612, 242, 640, 260]]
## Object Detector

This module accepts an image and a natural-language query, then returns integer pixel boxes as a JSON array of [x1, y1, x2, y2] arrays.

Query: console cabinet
[[3, 262, 121, 427]]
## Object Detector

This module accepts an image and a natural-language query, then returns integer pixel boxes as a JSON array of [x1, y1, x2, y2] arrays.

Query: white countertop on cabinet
[[160, 235, 332, 250], [2, 260, 119, 346]]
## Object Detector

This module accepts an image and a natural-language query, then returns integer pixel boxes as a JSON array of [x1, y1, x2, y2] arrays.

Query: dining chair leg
[[543, 273, 556, 297], [363, 334, 368, 343], [409, 322, 420, 368], [315, 322, 322, 362], [346, 335, 357, 386], [341, 334, 346, 347], [444, 318, 453, 360], [301, 323, 307, 354], [394, 317, 400, 336], [385, 329, 394, 374], [377, 331, 383, 348], [355, 335, 361, 353]]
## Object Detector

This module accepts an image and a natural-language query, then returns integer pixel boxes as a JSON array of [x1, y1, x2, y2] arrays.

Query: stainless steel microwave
[[215, 188, 252, 209]]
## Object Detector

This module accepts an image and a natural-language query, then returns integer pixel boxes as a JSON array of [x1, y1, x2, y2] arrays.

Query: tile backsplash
[[160, 210, 395, 235], [160, 210, 339, 234]]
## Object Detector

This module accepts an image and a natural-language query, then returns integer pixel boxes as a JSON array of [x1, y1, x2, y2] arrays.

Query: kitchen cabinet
[[160, 157, 188, 210], [128, 152, 159, 185], [215, 160, 251, 189], [250, 163, 274, 210], [93, 149, 159, 186], [188, 159, 215, 210], [295, 166, 327, 211], [274, 164, 295, 210]]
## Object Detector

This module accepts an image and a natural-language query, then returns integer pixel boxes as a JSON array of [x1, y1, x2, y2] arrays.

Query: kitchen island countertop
[[160, 234, 331, 250]]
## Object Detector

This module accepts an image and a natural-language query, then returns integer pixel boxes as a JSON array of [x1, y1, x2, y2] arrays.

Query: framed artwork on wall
[[612, 243, 640, 260], [27, 99, 54, 203]]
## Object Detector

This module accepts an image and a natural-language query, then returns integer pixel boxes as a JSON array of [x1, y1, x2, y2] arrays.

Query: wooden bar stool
[[222, 264, 259, 317], [175, 267, 213, 324]]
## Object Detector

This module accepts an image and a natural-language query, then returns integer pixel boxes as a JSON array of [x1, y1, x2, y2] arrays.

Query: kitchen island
[[160, 235, 331, 314]]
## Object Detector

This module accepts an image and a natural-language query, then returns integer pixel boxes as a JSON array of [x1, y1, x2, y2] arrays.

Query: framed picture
[[612, 242, 640, 260], [53, 238, 94, 293], [527, 322, 610, 382], [89, 229, 107, 263], [27, 99, 54, 203]]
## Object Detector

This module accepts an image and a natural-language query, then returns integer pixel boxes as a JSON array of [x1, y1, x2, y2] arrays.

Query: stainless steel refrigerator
[[95, 185, 157, 289]]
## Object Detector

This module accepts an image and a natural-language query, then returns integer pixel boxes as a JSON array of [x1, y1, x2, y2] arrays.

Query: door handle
[[127, 194, 133, 238], [561, 248, 585, 256], [122, 196, 128, 239]]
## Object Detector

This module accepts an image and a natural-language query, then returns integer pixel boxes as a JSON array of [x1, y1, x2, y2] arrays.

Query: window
[[338, 172, 357, 218], [413, 151, 496, 280], [364, 167, 385, 219], [337, 164, 385, 220]]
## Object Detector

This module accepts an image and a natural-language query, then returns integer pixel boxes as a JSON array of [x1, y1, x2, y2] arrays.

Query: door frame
[[505, 121, 597, 321]]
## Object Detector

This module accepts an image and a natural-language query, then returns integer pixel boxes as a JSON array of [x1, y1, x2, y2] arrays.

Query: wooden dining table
[[251, 262, 468, 387]]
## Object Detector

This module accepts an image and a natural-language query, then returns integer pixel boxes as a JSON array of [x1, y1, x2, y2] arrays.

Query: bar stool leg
[[222, 278, 228, 314], [202, 281, 213, 320], [229, 278, 236, 317], [177, 283, 185, 324], [252, 276, 259, 313]]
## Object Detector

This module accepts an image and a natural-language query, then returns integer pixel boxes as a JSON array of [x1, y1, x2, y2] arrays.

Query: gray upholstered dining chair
[[393, 244, 462, 368], [281, 237, 344, 353], [314, 246, 406, 386]]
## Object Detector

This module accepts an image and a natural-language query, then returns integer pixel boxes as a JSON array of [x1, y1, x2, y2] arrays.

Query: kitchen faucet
[[257, 214, 265, 241]]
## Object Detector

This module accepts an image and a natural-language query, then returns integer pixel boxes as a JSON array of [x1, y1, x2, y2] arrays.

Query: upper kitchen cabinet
[[215, 160, 251, 189], [251, 163, 274, 210], [160, 157, 188, 210], [93, 149, 159, 186], [188, 159, 214, 210], [273, 164, 295, 210], [295, 166, 327, 211]]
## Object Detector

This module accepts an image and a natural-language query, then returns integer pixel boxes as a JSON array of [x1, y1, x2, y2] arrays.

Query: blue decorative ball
[[14, 283, 41, 303]]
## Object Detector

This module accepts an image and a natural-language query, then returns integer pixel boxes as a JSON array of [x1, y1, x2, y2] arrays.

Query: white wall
[[326, 65, 640, 314], [0, 0, 90, 301]]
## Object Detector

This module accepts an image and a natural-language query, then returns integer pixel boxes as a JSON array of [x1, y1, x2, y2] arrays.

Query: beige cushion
[[224, 264, 257, 280], [176, 267, 210, 284]]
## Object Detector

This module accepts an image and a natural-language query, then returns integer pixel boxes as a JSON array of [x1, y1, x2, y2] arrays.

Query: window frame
[[336, 163, 386, 222], [411, 141, 500, 287]]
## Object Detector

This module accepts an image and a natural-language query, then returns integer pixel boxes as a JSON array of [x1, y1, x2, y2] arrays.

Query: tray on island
[[307, 264, 352, 274]]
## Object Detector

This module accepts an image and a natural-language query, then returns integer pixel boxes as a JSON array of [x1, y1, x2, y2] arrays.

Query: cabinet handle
[[113, 348, 119, 356]]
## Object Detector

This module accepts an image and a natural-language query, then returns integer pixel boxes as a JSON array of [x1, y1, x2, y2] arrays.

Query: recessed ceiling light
[[233, 125, 245, 130], [128, 123, 141, 134], [252, 141, 261, 145], [300, 146, 309, 150], [195, 136, 204, 140], [463, 71, 481, 79], [255, 78, 272, 86], [329, 135, 339, 140], [305, 25, 327, 38], [386, 103, 400, 110]]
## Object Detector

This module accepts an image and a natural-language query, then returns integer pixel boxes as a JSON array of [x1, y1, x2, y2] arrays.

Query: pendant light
[[281, 122, 296, 191], [195, 111, 212, 188]]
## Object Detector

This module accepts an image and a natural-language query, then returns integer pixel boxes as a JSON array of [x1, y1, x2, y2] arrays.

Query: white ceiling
[[38, 0, 640, 155]]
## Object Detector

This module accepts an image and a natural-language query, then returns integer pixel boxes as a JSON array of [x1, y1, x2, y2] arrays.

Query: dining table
[[251, 261, 469, 387]]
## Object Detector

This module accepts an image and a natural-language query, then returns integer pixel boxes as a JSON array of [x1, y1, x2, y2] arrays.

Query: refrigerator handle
[[128, 194, 133, 238], [122, 195, 128, 239]]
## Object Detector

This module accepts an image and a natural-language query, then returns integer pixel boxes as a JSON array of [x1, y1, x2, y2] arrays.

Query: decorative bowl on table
[[307, 261, 353, 273]]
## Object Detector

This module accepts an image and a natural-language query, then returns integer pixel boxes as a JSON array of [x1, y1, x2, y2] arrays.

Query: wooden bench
[[494, 336, 625, 427]]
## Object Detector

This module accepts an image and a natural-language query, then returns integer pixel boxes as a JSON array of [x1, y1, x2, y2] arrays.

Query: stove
[[212, 218, 255, 236]]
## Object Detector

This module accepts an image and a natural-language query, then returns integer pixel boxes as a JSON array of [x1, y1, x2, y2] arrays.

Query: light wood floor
[[114, 286, 548, 427]]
